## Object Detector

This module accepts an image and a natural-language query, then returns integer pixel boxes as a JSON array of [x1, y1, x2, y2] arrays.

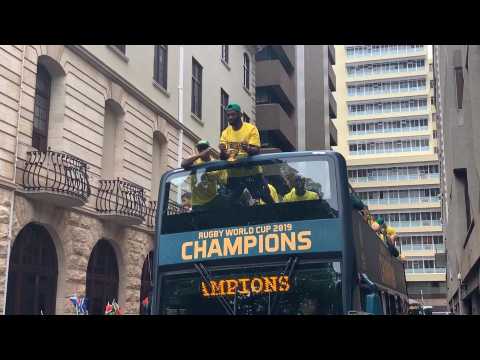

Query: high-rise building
[[434, 45, 480, 314], [255, 45, 337, 152], [334, 45, 447, 311]]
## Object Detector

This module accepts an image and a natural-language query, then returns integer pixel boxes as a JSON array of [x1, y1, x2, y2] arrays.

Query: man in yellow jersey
[[181, 140, 227, 212], [219, 103, 274, 205], [283, 175, 319, 202], [258, 182, 280, 205]]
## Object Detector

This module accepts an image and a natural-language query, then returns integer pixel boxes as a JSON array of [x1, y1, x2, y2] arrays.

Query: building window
[[430, 80, 434, 89], [243, 53, 250, 90], [220, 88, 229, 131], [221, 45, 229, 64], [5, 224, 58, 315], [102, 100, 124, 179], [454, 168, 472, 229], [32, 63, 51, 152], [113, 45, 126, 54], [191, 58, 203, 119], [455, 67, 464, 109], [86, 240, 119, 315], [154, 45, 168, 89]]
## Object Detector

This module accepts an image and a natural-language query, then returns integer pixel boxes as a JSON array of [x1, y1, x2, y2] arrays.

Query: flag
[[78, 297, 88, 315], [69, 294, 78, 308], [105, 302, 113, 315]]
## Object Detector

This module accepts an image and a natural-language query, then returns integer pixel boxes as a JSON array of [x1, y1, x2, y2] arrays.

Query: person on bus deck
[[283, 175, 320, 202], [258, 181, 280, 205], [181, 140, 215, 169], [386, 226, 400, 257], [181, 140, 227, 212], [371, 215, 383, 233], [219, 102, 274, 205], [351, 193, 367, 212], [181, 192, 192, 213]]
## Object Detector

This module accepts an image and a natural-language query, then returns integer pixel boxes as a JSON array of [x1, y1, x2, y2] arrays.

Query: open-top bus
[[151, 151, 408, 315]]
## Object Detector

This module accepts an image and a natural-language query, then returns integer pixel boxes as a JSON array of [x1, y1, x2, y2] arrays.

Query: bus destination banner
[[158, 219, 343, 266]]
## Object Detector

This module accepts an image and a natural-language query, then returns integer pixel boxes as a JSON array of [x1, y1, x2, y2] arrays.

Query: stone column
[[0, 188, 12, 314], [121, 228, 154, 315], [60, 211, 100, 315]]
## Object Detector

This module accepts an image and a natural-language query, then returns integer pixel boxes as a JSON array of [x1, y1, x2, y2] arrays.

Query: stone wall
[[1, 192, 155, 315], [0, 188, 12, 314]]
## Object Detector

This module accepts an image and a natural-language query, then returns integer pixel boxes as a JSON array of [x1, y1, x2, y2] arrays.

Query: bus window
[[382, 292, 389, 315], [389, 294, 396, 315], [160, 156, 339, 234], [158, 261, 343, 315]]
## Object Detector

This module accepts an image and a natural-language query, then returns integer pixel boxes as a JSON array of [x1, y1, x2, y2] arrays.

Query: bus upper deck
[[151, 150, 408, 315]]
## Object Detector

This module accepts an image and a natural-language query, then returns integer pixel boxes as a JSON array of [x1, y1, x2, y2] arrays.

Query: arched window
[[102, 100, 124, 179], [5, 223, 58, 314], [139, 251, 154, 314], [243, 53, 250, 90], [151, 132, 167, 201], [86, 240, 119, 315], [32, 64, 52, 152]]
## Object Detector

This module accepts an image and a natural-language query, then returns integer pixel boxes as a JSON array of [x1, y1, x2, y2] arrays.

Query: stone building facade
[[434, 45, 480, 314], [0, 45, 256, 314]]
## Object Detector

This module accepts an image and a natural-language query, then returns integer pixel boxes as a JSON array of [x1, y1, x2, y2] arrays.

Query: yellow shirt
[[259, 184, 280, 205], [220, 122, 261, 158], [283, 189, 319, 202], [220, 122, 261, 177], [190, 158, 227, 206]]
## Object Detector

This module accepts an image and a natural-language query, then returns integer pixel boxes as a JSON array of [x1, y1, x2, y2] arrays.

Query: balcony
[[345, 45, 427, 63], [144, 200, 157, 229], [95, 178, 145, 226], [328, 45, 335, 65], [328, 64, 336, 92], [22, 148, 91, 208], [271, 45, 295, 74], [256, 103, 296, 150], [329, 91, 337, 119], [256, 60, 295, 107], [330, 121, 338, 147]]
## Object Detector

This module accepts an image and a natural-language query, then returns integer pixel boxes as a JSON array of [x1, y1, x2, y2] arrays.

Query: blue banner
[[158, 219, 343, 266]]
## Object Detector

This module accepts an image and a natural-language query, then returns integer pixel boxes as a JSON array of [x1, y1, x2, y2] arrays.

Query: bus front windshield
[[161, 156, 339, 234], [159, 261, 343, 315]]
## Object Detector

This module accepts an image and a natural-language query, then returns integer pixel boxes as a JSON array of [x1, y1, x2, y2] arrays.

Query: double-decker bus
[[151, 151, 408, 315]]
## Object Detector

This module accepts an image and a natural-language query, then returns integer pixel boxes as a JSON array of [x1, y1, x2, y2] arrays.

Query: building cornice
[[0, 177, 17, 192], [66, 45, 200, 142]]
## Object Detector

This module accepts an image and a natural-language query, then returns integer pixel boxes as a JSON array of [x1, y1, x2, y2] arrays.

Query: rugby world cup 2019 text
[[181, 223, 312, 261]]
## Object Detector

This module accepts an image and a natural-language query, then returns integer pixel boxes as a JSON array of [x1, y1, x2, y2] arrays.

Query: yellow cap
[[386, 226, 396, 236]]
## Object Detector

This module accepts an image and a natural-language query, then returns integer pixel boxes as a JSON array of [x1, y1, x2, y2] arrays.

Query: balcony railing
[[349, 173, 440, 184], [144, 200, 157, 228], [401, 244, 445, 252], [346, 45, 425, 59], [387, 220, 441, 228], [405, 267, 446, 274], [96, 178, 145, 225], [362, 196, 440, 207], [22, 148, 91, 207]]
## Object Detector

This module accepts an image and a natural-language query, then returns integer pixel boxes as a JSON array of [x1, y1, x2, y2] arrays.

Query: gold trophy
[[227, 143, 240, 162]]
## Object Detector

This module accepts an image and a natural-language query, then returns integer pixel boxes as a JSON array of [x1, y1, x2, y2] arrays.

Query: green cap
[[375, 216, 385, 226], [196, 140, 210, 148], [225, 103, 241, 112]]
